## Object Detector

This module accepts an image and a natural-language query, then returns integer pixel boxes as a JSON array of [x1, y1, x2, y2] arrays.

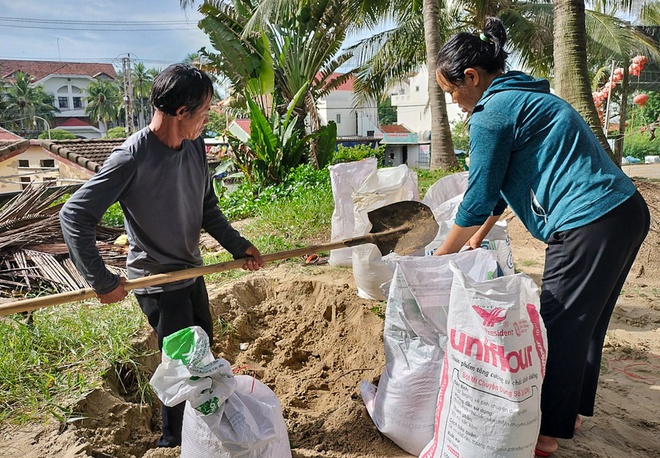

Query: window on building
[[42, 177, 57, 186], [367, 130, 374, 137], [40, 159, 55, 168], [20, 177, 31, 190], [58, 96, 69, 109], [415, 86, 420, 92], [73, 97, 83, 109], [18, 159, 29, 167], [336, 113, 341, 124]]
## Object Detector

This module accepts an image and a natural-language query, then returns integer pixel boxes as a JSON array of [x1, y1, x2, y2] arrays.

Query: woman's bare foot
[[535, 434, 558, 456], [575, 414, 582, 433]]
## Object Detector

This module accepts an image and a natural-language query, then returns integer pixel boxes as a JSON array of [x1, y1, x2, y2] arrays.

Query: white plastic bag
[[420, 265, 547, 458], [422, 172, 469, 252], [181, 376, 291, 458], [328, 158, 378, 266], [150, 326, 291, 458], [361, 250, 499, 456], [352, 165, 420, 300]]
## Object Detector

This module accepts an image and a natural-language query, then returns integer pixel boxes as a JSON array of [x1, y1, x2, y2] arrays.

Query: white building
[[0, 60, 118, 139], [228, 72, 383, 146], [390, 66, 465, 139], [317, 73, 382, 138]]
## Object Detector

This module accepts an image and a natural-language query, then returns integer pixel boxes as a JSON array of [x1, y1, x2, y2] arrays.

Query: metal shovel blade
[[344, 200, 438, 256]]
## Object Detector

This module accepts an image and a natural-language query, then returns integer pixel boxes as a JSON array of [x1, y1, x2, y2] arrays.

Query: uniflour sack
[[420, 264, 547, 458], [361, 250, 499, 456], [150, 326, 291, 458]]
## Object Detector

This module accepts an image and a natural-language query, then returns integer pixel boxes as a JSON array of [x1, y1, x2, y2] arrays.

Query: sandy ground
[[0, 179, 658, 458]]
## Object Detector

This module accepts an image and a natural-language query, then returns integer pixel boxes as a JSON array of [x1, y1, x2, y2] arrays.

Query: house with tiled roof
[[0, 127, 115, 195], [0, 133, 231, 196], [0, 60, 118, 139]]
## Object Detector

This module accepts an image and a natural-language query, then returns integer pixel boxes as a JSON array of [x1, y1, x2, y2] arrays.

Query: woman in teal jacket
[[433, 17, 650, 457]]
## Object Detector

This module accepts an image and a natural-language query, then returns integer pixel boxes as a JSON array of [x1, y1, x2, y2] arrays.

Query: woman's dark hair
[[150, 63, 214, 116], [436, 17, 509, 85]]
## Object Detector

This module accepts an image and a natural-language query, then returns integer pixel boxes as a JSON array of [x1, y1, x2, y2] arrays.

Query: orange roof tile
[[40, 138, 125, 173], [58, 118, 96, 127], [0, 127, 23, 141], [380, 125, 411, 134], [0, 59, 117, 82]]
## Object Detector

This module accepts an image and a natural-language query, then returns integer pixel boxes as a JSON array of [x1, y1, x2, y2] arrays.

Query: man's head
[[150, 63, 214, 117]]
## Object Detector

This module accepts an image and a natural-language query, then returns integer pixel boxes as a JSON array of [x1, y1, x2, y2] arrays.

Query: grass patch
[[0, 299, 148, 424], [415, 168, 454, 197]]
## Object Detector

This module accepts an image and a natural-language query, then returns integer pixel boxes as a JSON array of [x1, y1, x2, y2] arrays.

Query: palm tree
[[85, 79, 121, 135], [192, 0, 356, 167], [2, 71, 56, 133], [553, 0, 660, 160], [132, 62, 153, 129], [424, 0, 458, 170]]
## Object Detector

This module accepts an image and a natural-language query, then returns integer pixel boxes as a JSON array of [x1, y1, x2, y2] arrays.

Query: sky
[[0, 0, 382, 73], [0, 0, 214, 71]]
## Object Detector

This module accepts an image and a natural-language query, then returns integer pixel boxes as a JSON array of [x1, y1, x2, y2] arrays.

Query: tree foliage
[[85, 79, 121, 134], [1, 71, 56, 132]]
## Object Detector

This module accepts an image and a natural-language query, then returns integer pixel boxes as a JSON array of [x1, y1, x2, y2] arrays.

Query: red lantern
[[633, 93, 649, 106]]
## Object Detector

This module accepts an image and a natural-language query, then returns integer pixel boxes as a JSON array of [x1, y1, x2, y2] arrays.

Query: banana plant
[[228, 82, 336, 185]]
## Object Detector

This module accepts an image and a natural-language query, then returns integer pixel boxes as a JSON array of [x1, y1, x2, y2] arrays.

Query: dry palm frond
[[0, 182, 127, 297]]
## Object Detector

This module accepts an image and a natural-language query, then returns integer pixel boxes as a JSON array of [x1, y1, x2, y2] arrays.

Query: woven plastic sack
[[328, 158, 378, 266], [420, 264, 547, 458], [422, 172, 514, 275], [352, 164, 420, 300], [360, 250, 499, 455]]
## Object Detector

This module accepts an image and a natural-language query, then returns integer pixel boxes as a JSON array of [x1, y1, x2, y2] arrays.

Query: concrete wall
[[0, 144, 91, 194]]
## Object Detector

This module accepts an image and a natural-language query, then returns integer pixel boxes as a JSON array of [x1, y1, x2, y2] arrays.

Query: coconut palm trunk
[[553, 0, 614, 161], [423, 0, 458, 171]]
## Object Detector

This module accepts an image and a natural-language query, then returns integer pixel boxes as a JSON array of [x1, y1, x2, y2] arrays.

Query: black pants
[[539, 191, 649, 438], [136, 277, 214, 447]]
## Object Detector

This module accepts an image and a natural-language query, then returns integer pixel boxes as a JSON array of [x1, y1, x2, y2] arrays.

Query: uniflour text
[[450, 329, 535, 373]]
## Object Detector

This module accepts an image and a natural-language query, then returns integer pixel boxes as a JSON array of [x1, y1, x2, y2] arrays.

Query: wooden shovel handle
[[0, 230, 395, 316]]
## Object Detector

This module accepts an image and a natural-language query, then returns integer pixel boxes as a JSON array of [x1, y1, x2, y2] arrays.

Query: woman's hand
[[466, 235, 484, 250]]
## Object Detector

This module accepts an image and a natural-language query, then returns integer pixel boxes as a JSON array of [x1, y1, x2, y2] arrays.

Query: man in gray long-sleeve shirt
[[60, 64, 264, 447]]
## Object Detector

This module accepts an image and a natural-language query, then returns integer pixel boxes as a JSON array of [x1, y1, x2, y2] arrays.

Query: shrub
[[219, 164, 330, 221], [623, 130, 660, 161], [332, 144, 385, 166], [38, 129, 76, 140], [450, 119, 469, 151], [106, 127, 127, 139]]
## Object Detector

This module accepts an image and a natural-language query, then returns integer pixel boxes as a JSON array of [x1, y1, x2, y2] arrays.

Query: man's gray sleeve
[[60, 151, 135, 294]]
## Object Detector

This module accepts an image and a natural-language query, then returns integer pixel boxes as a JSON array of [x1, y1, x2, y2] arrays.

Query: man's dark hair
[[150, 63, 214, 116]]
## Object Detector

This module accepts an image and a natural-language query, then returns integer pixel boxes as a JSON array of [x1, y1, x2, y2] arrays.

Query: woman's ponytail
[[436, 16, 509, 85]]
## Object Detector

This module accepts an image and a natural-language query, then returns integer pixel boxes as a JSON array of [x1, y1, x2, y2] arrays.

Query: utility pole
[[122, 54, 136, 136]]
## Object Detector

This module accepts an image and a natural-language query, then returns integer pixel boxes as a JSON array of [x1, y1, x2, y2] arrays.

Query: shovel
[[0, 200, 438, 316]]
